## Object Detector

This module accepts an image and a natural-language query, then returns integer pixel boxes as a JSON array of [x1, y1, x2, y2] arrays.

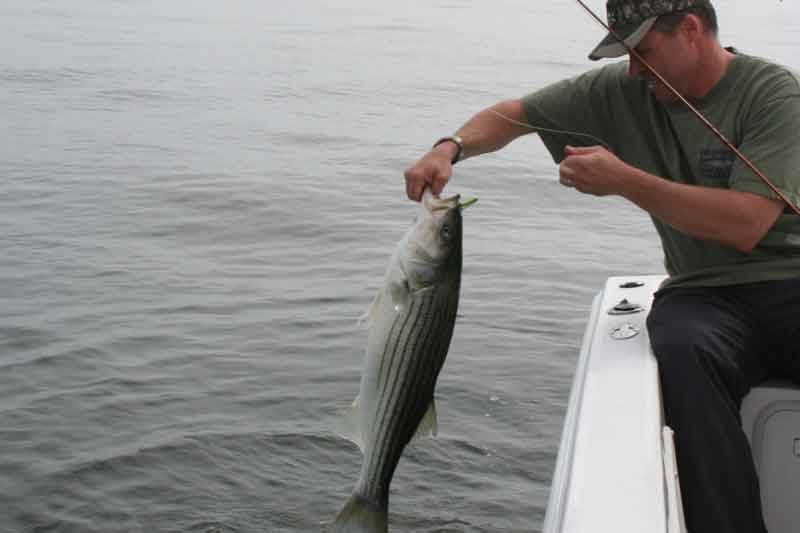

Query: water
[[2, 1, 799, 531]]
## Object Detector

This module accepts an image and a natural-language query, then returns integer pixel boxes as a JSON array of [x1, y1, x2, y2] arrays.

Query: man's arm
[[404, 99, 533, 201], [560, 145, 785, 253]]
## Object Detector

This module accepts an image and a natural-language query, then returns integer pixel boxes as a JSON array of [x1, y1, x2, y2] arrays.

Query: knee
[[647, 312, 747, 411], [648, 314, 706, 367], [647, 313, 720, 389]]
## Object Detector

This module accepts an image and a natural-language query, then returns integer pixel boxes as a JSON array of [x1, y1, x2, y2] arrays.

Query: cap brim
[[588, 17, 657, 61]]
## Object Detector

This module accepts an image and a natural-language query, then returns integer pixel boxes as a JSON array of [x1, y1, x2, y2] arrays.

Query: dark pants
[[647, 278, 800, 533]]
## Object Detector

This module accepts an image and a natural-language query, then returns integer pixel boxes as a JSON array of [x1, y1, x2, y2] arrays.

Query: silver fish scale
[[332, 197, 463, 531], [358, 282, 459, 507]]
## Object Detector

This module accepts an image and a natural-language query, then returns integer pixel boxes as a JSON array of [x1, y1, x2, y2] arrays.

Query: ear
[[681, 13, 702, 40]]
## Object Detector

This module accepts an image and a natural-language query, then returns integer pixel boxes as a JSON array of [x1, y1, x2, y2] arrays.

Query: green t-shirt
[[522, 53, 800, 289]]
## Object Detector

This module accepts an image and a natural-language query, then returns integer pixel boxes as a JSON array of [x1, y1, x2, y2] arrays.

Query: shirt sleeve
[[729, 69, 800, 211], [520, 65, 619, 164]]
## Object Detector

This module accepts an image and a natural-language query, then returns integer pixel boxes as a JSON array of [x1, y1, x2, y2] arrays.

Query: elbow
[[734, 240, 757, 255], [731, 229, 766, 255], [729, 195, 785, 254]]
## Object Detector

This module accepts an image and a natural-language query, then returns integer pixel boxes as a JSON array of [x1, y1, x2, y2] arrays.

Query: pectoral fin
[[358, 289, 383, 328], [389, 279, 411, 313], [336, 395, 365, 453], [411, 400, 438, 442]]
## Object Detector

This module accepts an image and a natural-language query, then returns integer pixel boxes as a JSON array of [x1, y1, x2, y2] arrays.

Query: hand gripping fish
[[331, 191, 467, 532]]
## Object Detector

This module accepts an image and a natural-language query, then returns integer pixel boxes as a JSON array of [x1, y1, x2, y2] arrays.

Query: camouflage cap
[[588, 0, 705, 61]]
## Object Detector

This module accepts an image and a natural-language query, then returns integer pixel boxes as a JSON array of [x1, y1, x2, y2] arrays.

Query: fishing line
[[572, 0, 800, 216], [488, 109, 611, 150]]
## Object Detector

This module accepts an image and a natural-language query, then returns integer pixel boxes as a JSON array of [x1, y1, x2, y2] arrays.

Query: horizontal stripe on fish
[[331, 192, 463, 533], [371, 297, 437, 498], [360, 294, 429, 498], [367, 288, 456, 504], [365, 292, 434, 497]]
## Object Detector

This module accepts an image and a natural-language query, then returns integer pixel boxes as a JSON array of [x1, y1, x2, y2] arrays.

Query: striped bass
[[331, 191, 464, 532]]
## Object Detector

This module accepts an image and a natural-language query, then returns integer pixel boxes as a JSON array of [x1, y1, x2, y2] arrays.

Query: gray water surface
[[2, 1, 799, 531]]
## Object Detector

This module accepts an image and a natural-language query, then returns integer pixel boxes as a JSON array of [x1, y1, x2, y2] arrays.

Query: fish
[[331, 191, 464, 532]]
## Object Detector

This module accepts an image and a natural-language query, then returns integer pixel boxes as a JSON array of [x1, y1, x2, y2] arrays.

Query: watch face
[[434, 136, 463, 163], [452, 136, 464, 162]]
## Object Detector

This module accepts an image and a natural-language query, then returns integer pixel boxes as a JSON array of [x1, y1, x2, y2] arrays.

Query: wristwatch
[[433, 135, 465, 164]]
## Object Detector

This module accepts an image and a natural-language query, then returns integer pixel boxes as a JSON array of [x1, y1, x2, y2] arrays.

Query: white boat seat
[[741, 380, 800, 533]]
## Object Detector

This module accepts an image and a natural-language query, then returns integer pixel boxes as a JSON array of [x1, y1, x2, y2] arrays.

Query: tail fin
[[330, 494, 387, 533]]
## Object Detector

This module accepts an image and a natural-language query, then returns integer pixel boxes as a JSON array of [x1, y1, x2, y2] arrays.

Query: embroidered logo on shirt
[[699, 148, 735, 183]]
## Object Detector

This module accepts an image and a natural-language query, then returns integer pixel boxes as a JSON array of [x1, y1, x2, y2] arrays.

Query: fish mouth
[[424, 192, 460, 213]]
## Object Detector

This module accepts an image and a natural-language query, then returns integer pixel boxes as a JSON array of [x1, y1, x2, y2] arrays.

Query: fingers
[[404, 168, 423, 201], [430, 173, 448, 197], [564, 144, 604, 156], [404, 154, 451, 201], [561, 145, 600, 189], [559, 164, 576, 189], [404, 168, 441, 202], [560, 149, 589, 190], [404, 167, 440, 202]]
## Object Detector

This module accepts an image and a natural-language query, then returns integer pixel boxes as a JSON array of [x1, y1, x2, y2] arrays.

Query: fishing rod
[[573, 0, 800, 216]]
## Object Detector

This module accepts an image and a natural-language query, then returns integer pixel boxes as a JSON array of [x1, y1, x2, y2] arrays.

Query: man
[[404, 1, 800, 532]]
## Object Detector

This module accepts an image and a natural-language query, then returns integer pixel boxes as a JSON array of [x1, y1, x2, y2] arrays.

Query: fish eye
[[440, 223, 451, 240]]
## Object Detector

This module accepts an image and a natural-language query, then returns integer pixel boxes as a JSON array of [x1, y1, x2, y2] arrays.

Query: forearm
[[434, 99, 533, 162], [619, 166, 784, 253], [406, 99, 533, 201]]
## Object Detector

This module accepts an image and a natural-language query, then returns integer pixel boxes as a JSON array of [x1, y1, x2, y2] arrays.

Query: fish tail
[[330, 494, 387, 533]]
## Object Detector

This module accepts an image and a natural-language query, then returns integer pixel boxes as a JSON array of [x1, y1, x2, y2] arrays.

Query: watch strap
[[433, 135, 465, 164]]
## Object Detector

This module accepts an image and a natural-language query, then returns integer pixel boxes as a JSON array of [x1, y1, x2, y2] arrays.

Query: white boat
[[542, 276, 800, 533]]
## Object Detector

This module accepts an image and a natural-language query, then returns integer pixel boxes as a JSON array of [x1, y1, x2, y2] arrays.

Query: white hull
[[544, 276, 800, 533]]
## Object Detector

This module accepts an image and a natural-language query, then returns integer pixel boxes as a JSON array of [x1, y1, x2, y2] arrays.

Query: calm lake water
[[2, 1, 799, 531]]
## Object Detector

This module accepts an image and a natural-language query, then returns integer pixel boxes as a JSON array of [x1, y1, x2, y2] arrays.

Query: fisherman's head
[[589, 0, 721, 102]]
